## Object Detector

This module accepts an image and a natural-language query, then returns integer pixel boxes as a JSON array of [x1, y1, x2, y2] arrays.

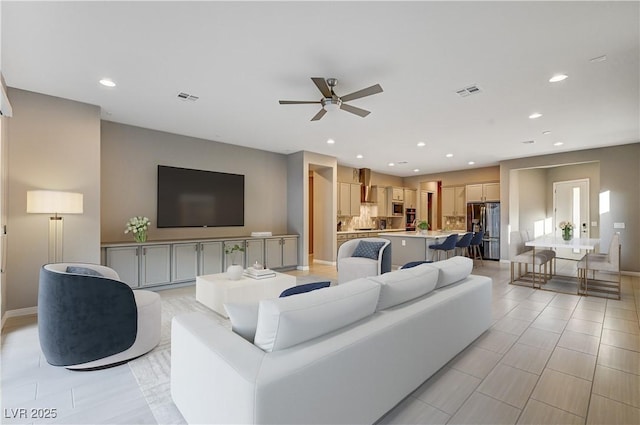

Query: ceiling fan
[[279, 77, 383, 121]]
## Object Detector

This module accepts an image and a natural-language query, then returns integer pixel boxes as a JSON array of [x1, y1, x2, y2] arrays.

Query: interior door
[[553, 179, 589, 259]]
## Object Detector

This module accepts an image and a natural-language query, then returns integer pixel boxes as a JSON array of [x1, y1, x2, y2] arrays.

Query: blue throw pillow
[[352, 241, 385, 260], [401, 260, 433, 269], [279, 281, 331, 297], [66, 266, 103, 277]]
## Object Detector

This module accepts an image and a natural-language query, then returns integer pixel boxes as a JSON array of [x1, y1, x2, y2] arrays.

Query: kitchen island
[[378, 230, 465, 268]]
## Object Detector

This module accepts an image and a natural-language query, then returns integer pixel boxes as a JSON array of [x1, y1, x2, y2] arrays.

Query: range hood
[[359, 168, 373, 203]]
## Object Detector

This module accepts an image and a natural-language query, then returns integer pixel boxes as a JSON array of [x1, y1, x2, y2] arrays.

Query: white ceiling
[[2, 1, 639, 176]]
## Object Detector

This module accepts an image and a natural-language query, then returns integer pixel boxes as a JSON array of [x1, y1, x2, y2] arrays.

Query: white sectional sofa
[[171, 256, 492, 425]]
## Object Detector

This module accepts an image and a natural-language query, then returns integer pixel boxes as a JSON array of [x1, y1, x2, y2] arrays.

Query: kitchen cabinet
[[388, 187, 404, 202], [404, 188, 417, 209], [265, 237, 298, 270], [371, 186, 388, 217], [338, 182, 361, 216], [466, 183, 500, 202], [442, 186, 466, 216]]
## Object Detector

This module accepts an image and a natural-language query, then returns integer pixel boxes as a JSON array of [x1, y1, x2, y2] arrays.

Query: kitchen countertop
[[377, 230, 467, 238], [337, 229, 406, 235]]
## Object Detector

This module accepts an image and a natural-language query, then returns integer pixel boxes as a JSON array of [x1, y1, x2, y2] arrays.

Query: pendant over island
[[378, 230, 466, 268]]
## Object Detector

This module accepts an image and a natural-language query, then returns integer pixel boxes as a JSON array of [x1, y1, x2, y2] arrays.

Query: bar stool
[[469, 231, 484, 265], [455, 232, 474, 257], [429, 234, 459, 261]]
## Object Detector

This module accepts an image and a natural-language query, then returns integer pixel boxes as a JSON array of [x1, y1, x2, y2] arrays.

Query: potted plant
[[559, 221, 574, 241], [417, 220, 430, 234], [225, 244, 245, 280]]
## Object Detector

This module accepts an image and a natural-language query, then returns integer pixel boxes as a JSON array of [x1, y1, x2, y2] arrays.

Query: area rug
[[128, 275, 335, 424]]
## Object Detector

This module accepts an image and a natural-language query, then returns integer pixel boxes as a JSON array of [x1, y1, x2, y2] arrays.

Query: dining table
[[525, 235, 600, 295]]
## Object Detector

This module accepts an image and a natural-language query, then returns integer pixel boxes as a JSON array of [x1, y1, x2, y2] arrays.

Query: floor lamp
[[27, 190, 84, 263]]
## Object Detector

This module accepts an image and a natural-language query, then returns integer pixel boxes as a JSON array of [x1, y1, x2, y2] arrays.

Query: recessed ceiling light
[[356, 154, 363, 159], [553, 142, 564, 146], [388, 162, 395, 167], [417, 142, 426, 147], [99, 78, 116, 87], [468, 161, 475, 165], [326, 138, 335, 144], [413, 169, 420, 173], [529, 113, 542, 119], [445, 153, 454, 158], [549, 74, 568, 83], [542, 131, 551, 135]]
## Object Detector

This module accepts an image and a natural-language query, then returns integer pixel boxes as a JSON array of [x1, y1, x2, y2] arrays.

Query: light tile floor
[[1, 260, 639, 424]]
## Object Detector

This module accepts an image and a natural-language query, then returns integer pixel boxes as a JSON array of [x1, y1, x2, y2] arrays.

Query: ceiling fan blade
[[279, 100, 321, 104], [340, 103, 370, 118], [311, 77, 332, 98], [311, 108, 327, 121], [340, 84, 383, 102]]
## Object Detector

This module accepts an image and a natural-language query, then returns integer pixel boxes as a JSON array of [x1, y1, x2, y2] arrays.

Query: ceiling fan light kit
[[279, 77, 383, 121]]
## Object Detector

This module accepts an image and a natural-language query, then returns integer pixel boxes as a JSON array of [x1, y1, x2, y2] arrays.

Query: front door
[[553, 179, 589, 259]]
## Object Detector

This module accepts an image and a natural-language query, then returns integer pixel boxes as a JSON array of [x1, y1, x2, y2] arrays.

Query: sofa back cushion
[[369, 264, 439, 310], [430, 256, 474, 288], [253, 278, 380, 352]]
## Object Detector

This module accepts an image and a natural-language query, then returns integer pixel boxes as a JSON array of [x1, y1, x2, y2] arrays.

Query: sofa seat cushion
[[253, 278, 380, 352], [369, 264, 439, 310], [430, 256, 474, 288]]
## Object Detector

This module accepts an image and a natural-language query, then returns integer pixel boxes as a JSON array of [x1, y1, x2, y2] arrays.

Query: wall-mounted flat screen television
[[157, 165, 244, 228]]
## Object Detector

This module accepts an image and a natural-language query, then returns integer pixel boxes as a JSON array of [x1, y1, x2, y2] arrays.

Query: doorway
[[420, 190, 435, 229], [553, 178, 590, 259]]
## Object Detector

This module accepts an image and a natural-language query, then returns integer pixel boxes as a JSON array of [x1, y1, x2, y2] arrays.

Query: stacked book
[[243, 267, 276, 280]]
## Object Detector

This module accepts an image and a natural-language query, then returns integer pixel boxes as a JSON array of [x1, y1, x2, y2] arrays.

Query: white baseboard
[[313, 259, 336, 266], [1, 306, 37, 329], [296, 265, 310, 271], [622, 271, 640, 277]]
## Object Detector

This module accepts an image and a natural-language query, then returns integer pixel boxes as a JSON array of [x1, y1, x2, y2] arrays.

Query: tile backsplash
[[443, 216, 466, 230]]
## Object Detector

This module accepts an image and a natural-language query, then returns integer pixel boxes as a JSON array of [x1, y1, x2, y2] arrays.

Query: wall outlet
[[613, 222, 625, 229], [591, 221, 597, 227], [401, 239, 406, 246]]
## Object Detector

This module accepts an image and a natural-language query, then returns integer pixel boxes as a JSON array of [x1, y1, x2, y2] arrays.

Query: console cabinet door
[[172, 243, 198, 282], [245, 239, 264, 268], [265, 238, 283, 269], [199, 241, 223, 275], [141, 244, 171, 286], [282, 237, 298, 268], [105, 246, 140, 288]]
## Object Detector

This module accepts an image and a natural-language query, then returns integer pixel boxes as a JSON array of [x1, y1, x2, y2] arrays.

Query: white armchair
[[337, 237, 391, 284]]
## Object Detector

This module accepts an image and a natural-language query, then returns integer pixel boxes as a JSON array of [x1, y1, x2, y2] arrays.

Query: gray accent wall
[[500, 143, 640, 272], [101, 122, 288, 242], [6, 89, 101, 310]]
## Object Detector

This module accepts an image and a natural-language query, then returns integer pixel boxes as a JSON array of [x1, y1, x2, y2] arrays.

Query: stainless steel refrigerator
[[467, 202, 500, 260]]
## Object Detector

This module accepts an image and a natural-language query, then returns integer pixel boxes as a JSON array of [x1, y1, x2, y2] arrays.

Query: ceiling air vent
[[177, 92, 199, 102], [455, 85, 481, 98]]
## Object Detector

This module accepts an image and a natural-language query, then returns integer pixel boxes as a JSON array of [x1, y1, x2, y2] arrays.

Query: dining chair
[[577, 233, 621, 299]]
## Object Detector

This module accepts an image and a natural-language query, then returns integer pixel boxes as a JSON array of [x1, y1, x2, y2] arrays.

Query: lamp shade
[[27, 190, 83, 214]]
